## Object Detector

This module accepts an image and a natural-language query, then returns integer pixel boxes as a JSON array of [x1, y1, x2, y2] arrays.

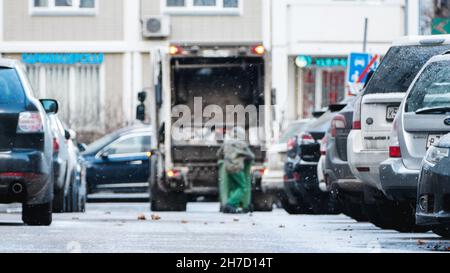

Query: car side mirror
[[40, 99, 59, 114], [77, 143, 87, 152], [100, 151, 110, 159], [64, 130, 71, 140]]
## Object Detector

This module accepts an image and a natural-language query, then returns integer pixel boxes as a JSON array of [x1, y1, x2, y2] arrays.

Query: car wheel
[[22, 202, 53, 226], [433, 226, 450, 238], [343, 201, 367, 222], [52, 189, 66, 213], [252, 192, 273, 212]]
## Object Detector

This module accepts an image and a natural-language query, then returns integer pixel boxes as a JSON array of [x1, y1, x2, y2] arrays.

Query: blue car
[[81, 126, 152, 195]]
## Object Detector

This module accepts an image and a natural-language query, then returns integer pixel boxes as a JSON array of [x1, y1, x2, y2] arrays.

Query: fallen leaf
[[105, 211, 111, 215], [233, 218, 239, 222], [417, 240, 426, 245], [181, 220, 188, 224], [151, 214, 161, 221], [220, 221, 225, 224], [279, 225, 285, 228], [137, 214, 146, 221], [72, 217, 79, 220]]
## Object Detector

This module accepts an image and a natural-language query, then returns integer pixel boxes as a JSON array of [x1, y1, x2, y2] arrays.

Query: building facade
[[0, 0, 266, 142], [269, 0, 420, 132]]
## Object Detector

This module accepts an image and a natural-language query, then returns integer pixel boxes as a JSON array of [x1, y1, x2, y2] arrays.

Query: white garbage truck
[[148, 43, 273, 211]]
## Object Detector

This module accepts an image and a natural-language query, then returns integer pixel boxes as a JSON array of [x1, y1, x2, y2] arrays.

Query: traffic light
[[136, 91, 147, 121]]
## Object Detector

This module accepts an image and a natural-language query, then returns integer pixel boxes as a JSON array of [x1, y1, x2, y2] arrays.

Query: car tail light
[[0, 172, 40, 179], [251, 45, 265, 55], [293, 172, 301, 181], [353, 95, 362, 130], [169, 45, 183, 55], [167, 170, 181, 178], [53, 138, 60, 153], [258, 168, 269, 176], [389, 146, 402, 158], [299, 133, 315, 145], [17, 112, 43, 133], [330, 114, 346, 137], [287, 138, 296, 150]]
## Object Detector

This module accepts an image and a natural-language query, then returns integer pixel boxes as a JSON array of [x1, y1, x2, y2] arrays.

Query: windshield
[[279, 122, 309, 144], [83, 132, 118, 155], [365, 45, 450, 95], [406, 60, 450, 113], [0, 68, 25, 105]]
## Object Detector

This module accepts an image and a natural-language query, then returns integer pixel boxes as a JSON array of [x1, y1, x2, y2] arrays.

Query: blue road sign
[[347, 52, 379, 84]]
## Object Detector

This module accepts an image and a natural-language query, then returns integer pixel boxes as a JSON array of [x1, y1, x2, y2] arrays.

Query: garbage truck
[[148, 44, 272, 211]]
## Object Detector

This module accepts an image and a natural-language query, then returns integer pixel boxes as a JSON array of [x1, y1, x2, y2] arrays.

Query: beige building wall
[[141, 0, 263, 43], [3, 0, 124, 41]]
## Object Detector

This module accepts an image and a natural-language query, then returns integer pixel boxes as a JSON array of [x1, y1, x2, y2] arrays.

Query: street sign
[[347, 52, 379, 84], [432, 18, 450, 35], [347, 52, 379, 95]]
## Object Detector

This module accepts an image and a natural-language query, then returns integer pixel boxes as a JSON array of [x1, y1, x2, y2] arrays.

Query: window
[[106, 135, 151, 155], [163, 0, 241, 15], [26, 64, 104, 133], [30, 0, 97, 16], [0, 68, 26, 105]]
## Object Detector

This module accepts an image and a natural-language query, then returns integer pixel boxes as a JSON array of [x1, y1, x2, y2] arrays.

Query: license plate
[[386, 106, 398, 121], [427, 134, 443, 149]]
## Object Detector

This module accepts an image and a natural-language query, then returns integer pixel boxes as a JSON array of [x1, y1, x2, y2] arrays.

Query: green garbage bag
[[218, 160, 252, 211]]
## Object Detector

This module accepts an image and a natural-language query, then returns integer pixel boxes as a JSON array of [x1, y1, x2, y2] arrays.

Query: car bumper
[[379, 158, 419, 202], [347, 130, 387, 191], [261, 170, 284, 194], [416, 157, 450, 227], [0, 150, 52, 205]]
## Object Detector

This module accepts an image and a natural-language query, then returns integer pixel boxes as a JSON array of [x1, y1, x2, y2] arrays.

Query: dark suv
[[0, 59, 58, 226]]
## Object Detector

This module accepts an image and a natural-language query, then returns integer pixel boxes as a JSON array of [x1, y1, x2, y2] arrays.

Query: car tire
[[52, 189, 66, 213], [151, 190, 187, 212], [252, 192, 273, 212], [433, 226, 450, 238], [280, 197, 309, 214], [22, 202, 53, 226], [363, 203, 395, 230], [343, 201, 367, 222]]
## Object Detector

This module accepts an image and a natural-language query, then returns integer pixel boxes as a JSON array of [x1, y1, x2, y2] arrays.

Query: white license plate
[[386, 106, 399, 121], [427, 134, 443, 149]]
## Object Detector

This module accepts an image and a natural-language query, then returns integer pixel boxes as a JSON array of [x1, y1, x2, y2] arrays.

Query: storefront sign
[[295, 55, 347, 68], [22, 53, 104, 65]]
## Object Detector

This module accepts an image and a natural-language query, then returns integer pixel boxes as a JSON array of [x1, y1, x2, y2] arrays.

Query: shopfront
[[294, 55, 347, 119]]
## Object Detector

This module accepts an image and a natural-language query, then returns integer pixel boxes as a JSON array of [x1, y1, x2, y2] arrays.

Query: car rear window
[[279, 122, 309, 144], [364, 45, 450, 95], [405, 60, 450, 113], [0, 67, 25, 105]]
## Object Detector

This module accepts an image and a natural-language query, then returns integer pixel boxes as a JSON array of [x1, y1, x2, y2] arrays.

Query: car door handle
[[129, 160, 143, 165]]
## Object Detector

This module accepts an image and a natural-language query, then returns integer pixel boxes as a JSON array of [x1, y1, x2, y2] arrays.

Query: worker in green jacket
[[217, 127, 255, 214]]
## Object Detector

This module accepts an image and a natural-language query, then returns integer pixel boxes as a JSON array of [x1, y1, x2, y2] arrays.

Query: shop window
[[163, 0, 241, 15], [26, 64, 104, 133], [30, 0, 97, 16]]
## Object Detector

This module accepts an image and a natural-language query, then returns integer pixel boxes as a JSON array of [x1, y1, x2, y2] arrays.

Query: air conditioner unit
[[142, 16, 171, 38]]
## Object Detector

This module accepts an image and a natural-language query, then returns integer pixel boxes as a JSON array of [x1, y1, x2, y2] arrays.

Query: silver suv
[[380, 53, 450, 215]]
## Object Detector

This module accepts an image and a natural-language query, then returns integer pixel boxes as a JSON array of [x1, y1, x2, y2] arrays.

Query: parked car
[[283, 103, 347, 214], [416, 133, 450, 238], [322, 95, 367, 222], [380, 53, 450, 232], [261, 120, 310, 208], [347, 35, 450, 231], [48, 114, 82, 213], [82, 126, 152, 195], [0, 59, 58, 226]]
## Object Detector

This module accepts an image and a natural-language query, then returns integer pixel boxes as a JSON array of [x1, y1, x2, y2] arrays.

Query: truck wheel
[[433, 226, 450, 238], [151, 191, 187, 212], [22, 202, 53, 226], [252, 192, 273, 212]]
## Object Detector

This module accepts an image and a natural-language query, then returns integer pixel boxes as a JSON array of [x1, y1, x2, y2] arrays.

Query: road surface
[[0, 202, 449, 253]]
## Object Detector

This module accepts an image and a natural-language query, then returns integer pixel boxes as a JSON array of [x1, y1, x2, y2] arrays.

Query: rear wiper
[[415, 106, 450, 114]]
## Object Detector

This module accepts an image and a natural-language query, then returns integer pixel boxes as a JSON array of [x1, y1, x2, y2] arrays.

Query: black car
[[283, 104, 347, 214], [82, 126, 152, 196], [322, 96, 366, 221], [0, 59, 58, 226], [416, 133, 450, 238]]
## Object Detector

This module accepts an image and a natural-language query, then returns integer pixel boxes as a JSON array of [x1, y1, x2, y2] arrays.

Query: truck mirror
[[138, 91, 147, 103], [136, 104, 146, 121]]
